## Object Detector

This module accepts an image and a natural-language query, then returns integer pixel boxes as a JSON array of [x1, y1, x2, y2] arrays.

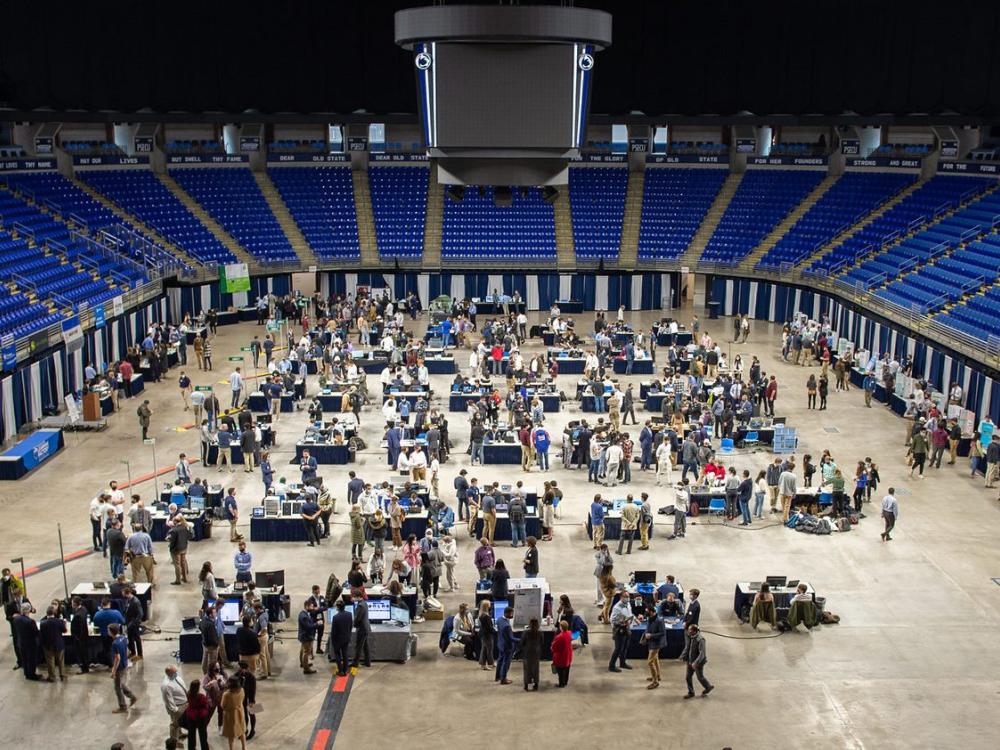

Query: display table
[[613, 357, 654, 375], [348, 624, 416, 663], [733, 426, 775, 447], [425, 357, 457, 375], [205, 444, 246, 466], [472, 513, 541, 541], [627, 618, 686, 659], [656, 331, 693, 347], [150, 512, 207, 542], [0, 428, 64, 480], [449, 392, 487, 411], [62, 631, 110, 666], [248, 392, 294, 413], [239, 306, 259, 322], [250, 516, 309, 542], [185, 327, 207, 345], [733, 582, 814, 619], [179, 626, 239, 664], [483, 442, 522, 464], [580, 395, 610, 412], [549, 355, 586, 374], [317, 392, 351, 411], [72, 582, 152, 620], [216, 310, 239, 326], [295, 441, 350, 464], [383, 391, 425, 408], [556, 300, 584, 314], [586, 512, 655, 540]]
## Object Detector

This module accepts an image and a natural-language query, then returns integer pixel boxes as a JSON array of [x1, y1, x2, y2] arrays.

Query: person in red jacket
[[119, 359, 134, 399], [551, 620, 574, 688], [764, 375, 778, 417], [183, 679, 212, 749]]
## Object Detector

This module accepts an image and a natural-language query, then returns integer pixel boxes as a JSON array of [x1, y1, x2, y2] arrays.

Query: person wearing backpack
[[532, 426, 551, 471], [508, 495, 527, 548]]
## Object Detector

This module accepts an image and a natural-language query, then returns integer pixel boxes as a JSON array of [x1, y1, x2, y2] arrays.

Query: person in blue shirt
[[385, 424, 402, 468], [639, 423, 654, 471], [109, 623, 136, 712], [260, 452, 274, 497], [654, 575, 682, 601], [590, 494, 606, 549], [399, 398, 411, 425], [862, 373, 877, 408], [93, 597, 126, 665], [495, 606, 519, 685], [624, 341, 635, 375], [300, 450, 318, 484], [533, 427, 551, 471], [223, 489, 242, 542], [441, 318, 453, 348], [233, 541, 253, 583], [216, 427, 234, 473]]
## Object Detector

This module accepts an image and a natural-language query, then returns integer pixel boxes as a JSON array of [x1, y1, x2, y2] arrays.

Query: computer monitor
[[327, 604, 354, 622], [786, 579, 800, 589], [189, 494, 205, 512], [389, 605, 410, 624], [368, 599, 392, 623], [218, 599, 241, 624], [492, 600, 509, 622], [255, 570, 285, 589], [765, 576, 787, 588], [633, 571, 657, 585]]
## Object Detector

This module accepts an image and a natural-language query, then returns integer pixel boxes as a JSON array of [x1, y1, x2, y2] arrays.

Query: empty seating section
[[670, 142, 727, 155], [569, 167, 627, 259], [637, 169, 727, 260], [269, 140, 326, 153], [368, 166, 428, 260], [170, 168, 297, 263], [61, 140, 123, 156], [769, 142, 826, 156], [871, 191, 1000, 312], [441, 186, 555, 262], [267, 167, 360, 261], [82, 171, 235, 264], [701, 170, 824, 265], [807, 176, 993, 275], [837, 179, 998, 290], [936, 285, 1000, 343], [756, 172, 914, 269], [2, 171, 118, 232], [874, 143, 931, 157], [0, 273, 62, 338]]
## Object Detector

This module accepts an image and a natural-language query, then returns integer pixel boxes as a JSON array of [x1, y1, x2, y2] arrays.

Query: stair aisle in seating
[[617, 169, 644, 266], [421, 167, 443, 268], [252, 171, 319, 266], [679, 172, 743, 267], [352, 170, 380, 266]]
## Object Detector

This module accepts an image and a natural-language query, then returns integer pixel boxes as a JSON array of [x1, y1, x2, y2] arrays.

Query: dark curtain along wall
[[710, 277, 1000, 424], [173, 275, 290, 320], [0, 295, 169, 439], [3, 1, 1000, 118]]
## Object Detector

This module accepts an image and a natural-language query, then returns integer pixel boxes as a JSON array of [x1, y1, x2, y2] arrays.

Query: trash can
[[707, 301, 721, 320], [201, 516, 213, 540]]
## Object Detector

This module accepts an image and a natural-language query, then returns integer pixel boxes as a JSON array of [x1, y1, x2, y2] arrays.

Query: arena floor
[[2, 308, 999, 750]]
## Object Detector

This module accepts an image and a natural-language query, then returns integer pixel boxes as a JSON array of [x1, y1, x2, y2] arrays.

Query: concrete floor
[[2, 307, 1000, 750]]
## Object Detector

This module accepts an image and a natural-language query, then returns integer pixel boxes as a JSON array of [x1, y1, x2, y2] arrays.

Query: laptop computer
[[785, 579, 800, 589], [765, 576, 787, 588], [633, 571, 657, 585], [748, 581, 762, 591]]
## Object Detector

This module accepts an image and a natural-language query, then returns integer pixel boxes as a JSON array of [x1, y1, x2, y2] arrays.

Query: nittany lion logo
[[415, 52, 432, 70], [578, 53, 594, 71]]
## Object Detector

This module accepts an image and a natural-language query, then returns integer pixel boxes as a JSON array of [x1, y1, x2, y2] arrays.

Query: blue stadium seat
[[441, 186, 556, 263], [637, 168, 727, 261], [569, 166, 627, 261], [368, 165, 428, 260], [267, 166, 360, 262]]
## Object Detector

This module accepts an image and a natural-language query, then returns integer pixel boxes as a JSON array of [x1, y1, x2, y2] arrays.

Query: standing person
[[179, 371, 192, 411], [301, 492, 322, 548], [440, 534, 459, 591], [778, 459, 797, 522], [122, 587, 144, 661], [223, 488, 242, 543], [125, 524, 155, 585], [348, 505, 365, 560], [880, 487, 899, 541], [639, 422, 654, 472], [351, 589, 371, 669], [533, 425, 551, 471], [183, 680, 212, 750], [454, 469, 470, 522], [679, 624, 713, 698], [655, 439, 673, 486], [673, 480, 689, 538], [590, 494, 606, 549], [329, 600, 353, 677], [477, 600, 496, 670], [297, 600, 319, 674], [523, 536, 539, 578], [221, 676, 247, 750], [638, 492, 653, 550], [593, 544, 613, 605], [168, 517, 192, 585], [737, 469, 753, 526], [551, 619, 573, 687], [806, 374, 817, 410], [70, 596, 91, 674], [237, 660, 258, 741], [495, 606, 518, 685], [12, 602, 40, 680], [985, 435, 1000, 487], [608, 593, 633, 672], [236, 616, 261, 677], [161, 665, 189, 744], [136, 399, 152, 440], [909, 428, 929, 479], [202, 337, 213, 371], [39, 605, 67, 683], [764, 375, 777, 417], [519, 617, 542, 691], [753, 470, 767, 521], [110, 623, 137, 713], [617, 498, 639, 555], [643, 604, 666, 689], [200, 606, 221, 674], [684, 589, 701, 630]]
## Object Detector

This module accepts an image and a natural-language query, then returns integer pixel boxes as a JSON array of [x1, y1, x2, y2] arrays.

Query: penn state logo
[[578, 53, 594, 71], [415, 52, 432, 70]]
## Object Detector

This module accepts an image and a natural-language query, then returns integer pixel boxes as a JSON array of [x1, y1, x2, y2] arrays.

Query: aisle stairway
[[157, 173, 254, 267], [738, 174, 837, 269], [351, 170, 379, 266], [71, 177, 201, 268], [553, 187, 576, 268], [790, 176, 929, 272], [682, 172, 742, 266], [252, 172, 318, 266], [421, 168, 443, 268], [617, 170, 644, 266]]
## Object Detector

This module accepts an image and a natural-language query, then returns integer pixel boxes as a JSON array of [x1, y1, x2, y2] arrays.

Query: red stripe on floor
[[119, 457, 200, 489], [22, 567, 39, 576], [332, 675, 348, 693], [63, 549, 90, 561], [311, 729, 332, 750]]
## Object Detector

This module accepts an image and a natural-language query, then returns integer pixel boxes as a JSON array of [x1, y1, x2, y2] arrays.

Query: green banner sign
[[219, 262, 251, 293], [194, 385, 213, 391], [228, 356, 244, 362]]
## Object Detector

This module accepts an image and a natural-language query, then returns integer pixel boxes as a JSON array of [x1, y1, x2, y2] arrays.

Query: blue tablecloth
[[0, 428, 64, 480], [384, 392, 423, 407], [150, 513, 207, 542], [628, 620, 686, 659], [250, 516, 310, 542], [239, 307, 259, 322], [358, 360, 389, 374], [179, 627, 240, 663], [450, 393, 486, 411], [425, 357, 457, 375], [581, 395, 610, 413], [645, 394, 667, 412], [248, 393, 294, 413], [586, 515, 655, 540], [318, 393, 349, 411], [551, 357, 586, 374], [205, 444, 246, 466], [101, 395, 115, 416], [656, 331, 693, 346], [130, 373, 145, 395], [216, 310, 239, 327], [472, 515, 542, 541], [613, 358, 654, 375], [484, 443, 522, 464], [295, 442, 350, 464]]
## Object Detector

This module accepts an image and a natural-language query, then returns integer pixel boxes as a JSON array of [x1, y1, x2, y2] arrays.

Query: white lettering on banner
[[32, 441, 49, 463]]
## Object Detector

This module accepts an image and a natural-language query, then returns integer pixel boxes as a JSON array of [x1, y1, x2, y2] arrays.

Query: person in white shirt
[[604, 442, 624, 487], [655, 441, 673, 486], [382, 397, 398, 423], [549, 304, 560, 321], [346, 362, 359, 381], [380, 366, 393, 389], [229, 367, 244, 409], [89, 494, 113, 552], [161, 665, 188, 743], [429, 456, 440, 498], [381, 333, 395, 352], [950, 384, 963, 405], [516, 312, 528, 341], [417, 364, 429, 386], [468, 350, 480, 379], [410, 446, 428, 482], [107, 481, 127, 521]]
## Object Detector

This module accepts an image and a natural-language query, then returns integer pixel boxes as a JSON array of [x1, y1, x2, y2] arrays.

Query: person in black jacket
[[238, 660, 258, 741], [12, 604, 40, 680], [683, 589, 701, 630], [491, 560, 510, 602], [236, 615, 261, 677], [122, 588, 143, 660], [328, 600, 353, 676], [200, 607, 221, 674], [38, 605, 67, 682], [70, 597, 91, 673], [350, 591, 371, 668]]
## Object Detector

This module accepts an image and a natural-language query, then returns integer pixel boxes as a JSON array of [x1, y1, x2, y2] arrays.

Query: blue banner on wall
[[1, 333, 15, 372], [0, 158, 57, 172], [937, 160, 1000, 174], [94, 305, 105, 329], [166, 154, 248, 165], [846, 157, 922, 169], [645, 154, 729, 165], [749, 156, 828, 167], [72, 155, 150, 166], [266, 153, 350, 163]]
